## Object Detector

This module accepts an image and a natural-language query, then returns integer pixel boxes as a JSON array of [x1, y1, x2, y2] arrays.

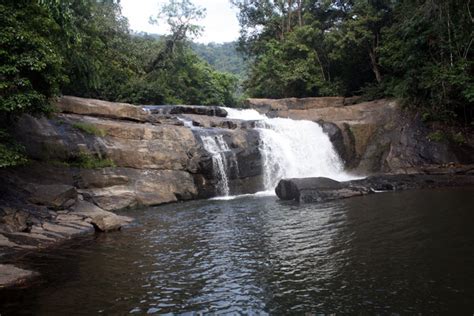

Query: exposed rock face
[[55, 96, 150, 122], [244, 96, 358, 115], [77, 168, 197, 210], [276, 166, 474, 203], [247, 98, 474, 173], [5, 96, 266, 212], [0, 96, 268, 280]]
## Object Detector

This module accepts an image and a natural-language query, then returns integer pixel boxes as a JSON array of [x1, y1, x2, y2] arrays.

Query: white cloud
[[121, 0, 240, 43]]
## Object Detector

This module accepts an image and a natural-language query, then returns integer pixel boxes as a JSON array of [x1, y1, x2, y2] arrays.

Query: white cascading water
[[224, 108, 352, 191], [200, 135, 231, 196]]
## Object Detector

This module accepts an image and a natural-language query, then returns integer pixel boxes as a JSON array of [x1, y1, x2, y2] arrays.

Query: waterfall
[[200, 135, 231, 196], [224, 108, 352, 191]]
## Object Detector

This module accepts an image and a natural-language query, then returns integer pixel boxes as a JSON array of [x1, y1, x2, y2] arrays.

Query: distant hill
[[132, 33, 247, 78], [191, 42, 247, 78]]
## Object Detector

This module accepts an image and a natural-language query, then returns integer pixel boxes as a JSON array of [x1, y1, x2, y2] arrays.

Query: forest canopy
[[232, 0, 473, 123], [0, 0, 240, 116], [0, 0, 472, 122]]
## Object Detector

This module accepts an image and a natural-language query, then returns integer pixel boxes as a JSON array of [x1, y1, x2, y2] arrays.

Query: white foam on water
[[209, 190, 275, 201], [200, 135, 231, 196]]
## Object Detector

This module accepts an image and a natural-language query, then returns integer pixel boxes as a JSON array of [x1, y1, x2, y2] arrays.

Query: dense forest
[[0, 0, 239, 113], [232, 0, 473, 123], [232, 0, 474, 124], [0, 0, 473, 167]]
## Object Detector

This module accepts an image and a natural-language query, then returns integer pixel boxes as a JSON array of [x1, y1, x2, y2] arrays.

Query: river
[[1, 187, 474, 314]]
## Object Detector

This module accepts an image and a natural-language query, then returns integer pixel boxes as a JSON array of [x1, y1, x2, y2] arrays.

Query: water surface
[[1, 188, 474, 314]]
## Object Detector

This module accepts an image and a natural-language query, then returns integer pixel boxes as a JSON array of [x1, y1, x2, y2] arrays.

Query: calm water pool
[[1, 188, 474, 315]]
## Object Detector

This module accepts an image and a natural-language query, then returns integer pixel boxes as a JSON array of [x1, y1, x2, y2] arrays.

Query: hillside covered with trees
[[232, 0, 473, 123], [1, 0, 239, 113], [192, 42, 248, 79]]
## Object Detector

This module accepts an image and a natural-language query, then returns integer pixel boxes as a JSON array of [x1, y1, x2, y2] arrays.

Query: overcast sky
[[121, 0, 240, 43]]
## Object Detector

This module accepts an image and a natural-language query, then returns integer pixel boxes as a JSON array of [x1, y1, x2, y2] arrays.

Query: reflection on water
[[1, 188, 474, 315]]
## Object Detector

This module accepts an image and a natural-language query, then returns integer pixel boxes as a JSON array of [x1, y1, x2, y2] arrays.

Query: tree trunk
[[287, 0, 293, 32], [296, 0, 303, 26], [368, 47, 382, 83]]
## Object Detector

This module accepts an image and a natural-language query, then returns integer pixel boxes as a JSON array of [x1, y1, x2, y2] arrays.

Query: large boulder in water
[[276, 170, 474, 203], [276, 177, 366, 203]]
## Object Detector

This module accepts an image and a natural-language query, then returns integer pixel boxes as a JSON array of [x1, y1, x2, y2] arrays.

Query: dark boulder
[[26, 184, 77, 209], [276, 171, 474, 203], [276, 177, 365, 203], [317, 120, 348, 163]]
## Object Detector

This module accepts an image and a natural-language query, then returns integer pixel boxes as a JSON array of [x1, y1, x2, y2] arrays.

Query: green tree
[[0, 1, 63, 116], [380, 0, 473, 122]]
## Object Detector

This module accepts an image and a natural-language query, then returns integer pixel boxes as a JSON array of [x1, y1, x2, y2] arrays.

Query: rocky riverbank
[[1, 96, 264, 286], [1, 95, 473, 287]]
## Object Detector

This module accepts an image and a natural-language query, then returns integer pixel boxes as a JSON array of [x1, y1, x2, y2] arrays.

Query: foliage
[[2, 0, 239, 111], [427, 130, 446, 142], [0, 1, 63, 116], [151, 0, 206, 43], [379, 0, 473, 123], [0, 129, 28, 168], [72, 122, 107, 137], [192, 42, 248, 78], [233, 0, 473, 123], [70, 152, 115, 169]]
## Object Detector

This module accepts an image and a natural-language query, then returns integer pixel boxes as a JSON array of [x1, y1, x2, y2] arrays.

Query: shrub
[[72, 122, 107, 137], [70, 153, 115, 169]]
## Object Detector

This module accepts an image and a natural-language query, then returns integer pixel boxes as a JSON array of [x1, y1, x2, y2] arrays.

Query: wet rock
[[26, 184, 77, 209], [0, 234, 35, 249], [180, 114, 243, 129], [145, 105, 227, 117], [42, 222, 86, 236], [276, 173, 474, 203], [275, 177, 362, 203], [318, 120, 347, 163], [72, 200, 132, 232], [0, 264, 38, 288], [0, 208, 31, 233]]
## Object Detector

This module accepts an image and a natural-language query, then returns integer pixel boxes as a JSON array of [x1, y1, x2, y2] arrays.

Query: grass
[[72, 122, 107, 137], [427, 130, 467, 145], [70, 153, 115, 169], [427, 130, 446, 142], [49, 153, 116, 169]]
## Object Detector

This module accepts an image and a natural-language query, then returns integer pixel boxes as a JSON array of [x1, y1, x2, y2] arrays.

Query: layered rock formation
[[246, 97, 474, 173], [1, 96, 266, 286]]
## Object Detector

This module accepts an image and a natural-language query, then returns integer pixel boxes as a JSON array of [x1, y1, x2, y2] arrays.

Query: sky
[[121, 0, 241, 43]]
